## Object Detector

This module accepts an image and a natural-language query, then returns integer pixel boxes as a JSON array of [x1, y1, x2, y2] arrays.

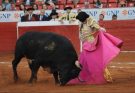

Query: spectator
[[0, 4, 4, 11], [42, 4, 48, 10], [43, 0, 57, 9], [112, 14, 117, 20], [45, 0, 58, 5], [98, 14, 105, 27], [23, 0, 35, 5], [48, 9, 59, 21], [99, 14, 104, 21], [32, 4, 38, 10], [21, 10, 29, 22], [38, 9, 49, 21], [21, 8, 39, 21], [12, 0, 16, 3], [93, 0, 103, 8], [2, 0, 11, 11], [19, 4, 26, 10], [59, 6, 76, 21], [72, 0, 80, 8], [119, 0, 126, 7], [11, 3, 16, 11], [84, 0, 90, 8]]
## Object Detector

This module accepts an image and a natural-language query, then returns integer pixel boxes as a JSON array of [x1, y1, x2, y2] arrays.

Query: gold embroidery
[[104, 68, 113, 83]]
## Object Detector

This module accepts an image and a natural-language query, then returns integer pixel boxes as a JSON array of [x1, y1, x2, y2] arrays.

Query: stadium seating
[[0, 0, 134, 10], [0, 0, 2, 5], [108, 3, 118, 7]]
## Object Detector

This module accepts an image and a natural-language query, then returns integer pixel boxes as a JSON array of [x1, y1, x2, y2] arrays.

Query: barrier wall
[[99, 20, 135, 51], [0, 22, 17, 52], [0, 20, 135, 53], [17, 22, 80, 54]]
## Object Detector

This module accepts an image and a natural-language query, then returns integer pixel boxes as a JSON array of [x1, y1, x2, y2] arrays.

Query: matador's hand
[[100, 27, 106, 32]]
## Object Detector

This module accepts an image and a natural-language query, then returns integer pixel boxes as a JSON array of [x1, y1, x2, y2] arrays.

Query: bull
[[12, 31, 81, 85]]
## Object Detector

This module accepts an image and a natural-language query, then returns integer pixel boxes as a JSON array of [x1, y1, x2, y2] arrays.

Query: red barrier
[[99, 20, 135, 51], [18, 25, 80, 54], [0, 22, 17, 52], [0, 20, 135, 53]]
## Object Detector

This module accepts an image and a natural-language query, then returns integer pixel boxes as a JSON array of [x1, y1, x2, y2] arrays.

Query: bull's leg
[[53, 71, 60, 85], [12, 56, 23, 82], [28, 61, 40, 83], [12, 41, 24, 83]]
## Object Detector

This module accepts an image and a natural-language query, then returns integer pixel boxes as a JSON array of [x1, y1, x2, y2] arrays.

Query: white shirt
[[40, 15, 43, 21], [28, 14, 32, 20], [26, 0, 30, 5]]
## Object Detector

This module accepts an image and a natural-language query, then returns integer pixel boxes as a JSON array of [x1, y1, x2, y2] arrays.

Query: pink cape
[[68, 30, 123, 85]]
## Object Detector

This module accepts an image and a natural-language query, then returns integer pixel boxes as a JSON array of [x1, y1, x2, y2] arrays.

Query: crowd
[[0, 0, 134, 22], [0, 0, 122, 23], [19, 6, 118, 23], [0, 0, 135, 11], [20, 6, 77, 22]]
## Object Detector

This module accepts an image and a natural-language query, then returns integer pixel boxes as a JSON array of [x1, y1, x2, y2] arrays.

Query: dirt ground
[[0, 52, 135, 93]]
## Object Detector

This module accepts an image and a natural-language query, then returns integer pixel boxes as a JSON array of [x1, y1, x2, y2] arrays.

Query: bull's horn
[[58, 71, 61, 85], [75, 60, 82, 69]]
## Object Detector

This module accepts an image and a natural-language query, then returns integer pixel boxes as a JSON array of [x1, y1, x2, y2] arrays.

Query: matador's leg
[[104, 67, 113, 83]]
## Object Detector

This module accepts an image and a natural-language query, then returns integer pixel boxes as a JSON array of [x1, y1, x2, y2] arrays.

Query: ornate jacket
[[79, 17, 100, 42]]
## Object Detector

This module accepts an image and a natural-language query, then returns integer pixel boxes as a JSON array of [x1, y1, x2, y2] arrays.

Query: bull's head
[[58, 61, 81, 86]]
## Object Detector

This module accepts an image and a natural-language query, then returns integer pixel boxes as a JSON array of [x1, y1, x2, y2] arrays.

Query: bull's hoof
[[55, 81, 60, 86], [14, 80, 18, 83], [33, 79, 37, 83], [55, 83, 59, 86], [55, 82, 64, 86], [28, 79, 33, 83], [28, 79, 37, 84], [60, 83, 66, 86], [14, 76, 19, 83], [28, 82, 34, 86]]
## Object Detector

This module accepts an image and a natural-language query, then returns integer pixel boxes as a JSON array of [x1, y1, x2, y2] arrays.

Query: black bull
[[12, 31, 81, 85]]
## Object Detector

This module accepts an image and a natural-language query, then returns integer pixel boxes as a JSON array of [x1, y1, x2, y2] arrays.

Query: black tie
[[29, 14, 32, 20]]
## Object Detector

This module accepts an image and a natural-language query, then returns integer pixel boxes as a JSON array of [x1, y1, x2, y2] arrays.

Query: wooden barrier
[[99, 20, 135, 51], [0, 22, 17, 52], [17, 21, 80, 54], [0, 20, 135, 53]]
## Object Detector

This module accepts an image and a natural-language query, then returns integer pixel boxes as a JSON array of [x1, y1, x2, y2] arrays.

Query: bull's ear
[[75, 60, 82, 69]]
